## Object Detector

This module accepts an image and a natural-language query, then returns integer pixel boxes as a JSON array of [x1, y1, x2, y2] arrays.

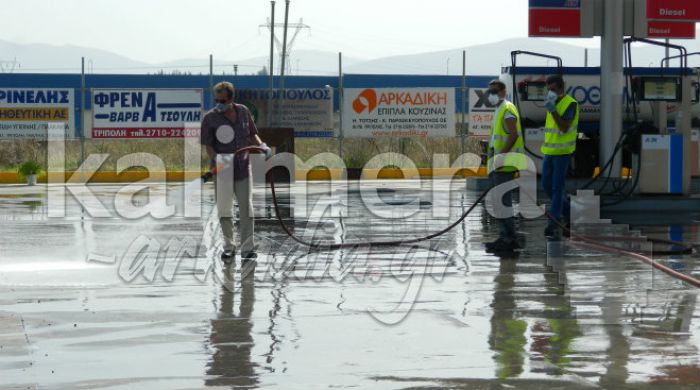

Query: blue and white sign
[[468, 88, 496, 136], [0, 88, 75, 139], [91, 89, 203, 138]]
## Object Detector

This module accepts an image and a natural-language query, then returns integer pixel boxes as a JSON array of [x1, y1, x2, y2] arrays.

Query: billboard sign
[[342, 88, 455, 138], [529, 0, 582, 37], [235, 88, 334, 137], [0, 88, 75, 139], [91, 89, 203, 138], [468, 88, 496, 136]]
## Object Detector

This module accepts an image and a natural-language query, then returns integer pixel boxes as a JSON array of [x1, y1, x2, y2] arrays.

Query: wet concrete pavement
[[1, 180, 700, 389]]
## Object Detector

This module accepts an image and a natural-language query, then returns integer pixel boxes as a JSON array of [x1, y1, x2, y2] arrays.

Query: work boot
[[485, 238, 506, 251], [544, 225, 556, 237], [486, 239, 520, 253], [221, 249, 235, 265]]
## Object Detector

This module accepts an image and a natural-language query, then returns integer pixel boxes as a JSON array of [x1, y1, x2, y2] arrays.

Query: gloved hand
[[544, 91, 557, 113], [544, 99, 557, 113], [260, 142, 273, 159], [492, 153, 505, 170], [201, 171, 214, 183]]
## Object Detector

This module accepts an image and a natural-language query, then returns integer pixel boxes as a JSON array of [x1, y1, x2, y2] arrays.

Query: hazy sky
[[5, 0, 601, 63]]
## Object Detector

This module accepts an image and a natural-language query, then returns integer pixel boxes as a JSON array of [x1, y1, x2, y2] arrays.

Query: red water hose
[[572, 239, 700, 288], [522, 193, 700, 288]]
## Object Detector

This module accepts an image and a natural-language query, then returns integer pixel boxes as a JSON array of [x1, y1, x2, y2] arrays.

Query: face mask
[[215, 101, 231, 112], [487, 93, 500, 106], [546, 90, 558, 101]]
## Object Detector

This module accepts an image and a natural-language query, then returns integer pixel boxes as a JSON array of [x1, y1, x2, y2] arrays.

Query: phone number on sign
[[92, 128, 201, 138]]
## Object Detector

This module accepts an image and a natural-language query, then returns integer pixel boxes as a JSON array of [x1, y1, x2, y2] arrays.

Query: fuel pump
[[626, 38, 694, 195], [661, 52, 700, 177]]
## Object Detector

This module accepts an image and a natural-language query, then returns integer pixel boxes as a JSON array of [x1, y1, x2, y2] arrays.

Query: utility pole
[[79, 56, 86, 221], [461, 50, 466, 155], [279, 0, 290, 87], [338, 52, 343, 158], [260, 1, 310, 126], [260, 17, 310, 74], [268, 1, 276, 127], [278, 0, 290, 126], [209, 54, 214, 106]]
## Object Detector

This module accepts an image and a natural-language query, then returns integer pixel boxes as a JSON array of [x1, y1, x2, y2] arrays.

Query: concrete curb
[[0, 168, 488, 184]]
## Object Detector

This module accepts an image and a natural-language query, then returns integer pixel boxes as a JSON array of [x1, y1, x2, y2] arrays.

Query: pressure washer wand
[[201, 171, 214, 183]]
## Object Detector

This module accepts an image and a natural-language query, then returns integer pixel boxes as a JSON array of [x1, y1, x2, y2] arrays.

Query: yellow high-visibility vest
[[488, 100, 525, 173], [541, 94, 579, 156]]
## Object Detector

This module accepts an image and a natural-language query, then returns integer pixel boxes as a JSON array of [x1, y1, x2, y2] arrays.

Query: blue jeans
[[541, 154, 570, 228]]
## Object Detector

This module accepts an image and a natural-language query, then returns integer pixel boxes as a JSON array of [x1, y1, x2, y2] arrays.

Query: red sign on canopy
[[647, 20, 696, 38], [647, 0, 700, 22], [528, 8, 581, 37]]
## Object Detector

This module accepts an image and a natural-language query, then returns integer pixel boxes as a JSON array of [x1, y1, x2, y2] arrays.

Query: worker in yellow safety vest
[[485, 79, 525, 253], [540, 75, 579, 238]]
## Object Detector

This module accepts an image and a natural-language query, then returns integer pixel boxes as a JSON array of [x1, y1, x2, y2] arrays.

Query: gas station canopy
[[529, 0, 700, 39]]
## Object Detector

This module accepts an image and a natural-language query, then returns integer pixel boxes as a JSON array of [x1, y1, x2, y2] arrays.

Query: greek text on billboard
[[91, 89, 203, 139], [0, 88, 75, 139], [235, 88, 334, 138], [342, 88, 455, 138]]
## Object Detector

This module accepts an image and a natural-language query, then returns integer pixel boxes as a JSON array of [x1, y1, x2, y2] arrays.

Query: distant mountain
[[157, 50, 364, 76], [0, 39, 364, 76], [3, 37, 699, 76], [346, 38, 590, 75], [0, 40, 148, 73], [346, 37, 700, 75]]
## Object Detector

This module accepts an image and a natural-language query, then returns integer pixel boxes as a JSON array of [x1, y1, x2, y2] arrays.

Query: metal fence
[[0, 53, 497, 172]]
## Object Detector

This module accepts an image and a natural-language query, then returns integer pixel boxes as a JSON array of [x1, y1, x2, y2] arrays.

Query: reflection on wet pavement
[[206, 265, 258, 388], [0, 181, 699, 389]]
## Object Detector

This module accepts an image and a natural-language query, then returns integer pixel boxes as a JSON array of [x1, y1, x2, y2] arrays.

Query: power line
[[0, 57, 20, 73], [260, 17, 310, 75]]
